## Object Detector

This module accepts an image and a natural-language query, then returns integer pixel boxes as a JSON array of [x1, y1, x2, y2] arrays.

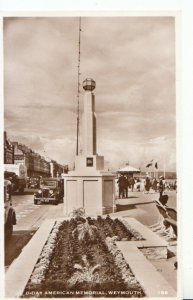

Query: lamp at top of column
[[83, 78, 96, 91]]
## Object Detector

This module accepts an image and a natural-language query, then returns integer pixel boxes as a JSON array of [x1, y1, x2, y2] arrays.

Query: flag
[[155, 162, 158, 169], [146, 160, 153, 168], [146, 163, 152, 168]]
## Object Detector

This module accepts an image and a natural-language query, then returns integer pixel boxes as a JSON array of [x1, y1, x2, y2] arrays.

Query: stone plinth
[[63, 171, 116, 216]]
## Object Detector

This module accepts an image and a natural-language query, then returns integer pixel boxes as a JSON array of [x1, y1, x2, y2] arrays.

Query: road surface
[[5, 189, 64, 268], [12, 189, 64, 231]]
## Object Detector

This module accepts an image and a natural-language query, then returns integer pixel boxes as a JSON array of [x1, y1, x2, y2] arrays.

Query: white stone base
[[63, 171, 115, 216]]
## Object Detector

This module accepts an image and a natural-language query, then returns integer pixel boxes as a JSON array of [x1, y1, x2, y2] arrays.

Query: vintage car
[[4, 179, 16, 239], [34, 178, 64, 205], [29, 178, 39, 189]]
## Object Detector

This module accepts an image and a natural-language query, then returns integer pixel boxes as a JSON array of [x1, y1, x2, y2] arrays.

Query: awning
[[117, 165, 140, 173]]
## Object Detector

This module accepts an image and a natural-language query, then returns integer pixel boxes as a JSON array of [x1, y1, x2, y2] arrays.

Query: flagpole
[[163, 159, 166, 179], [76, 17, 81, 156], [154, 161, 158, 179], [146, 160, 153, 176]]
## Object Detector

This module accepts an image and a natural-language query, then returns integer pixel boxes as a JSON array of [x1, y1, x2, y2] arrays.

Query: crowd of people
[[117, 174, 177, 199]]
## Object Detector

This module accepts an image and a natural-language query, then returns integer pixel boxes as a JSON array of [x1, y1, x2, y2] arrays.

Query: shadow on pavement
[[5, 230, 37, 267], [116, 200, 154, 211], [116, 204, 136, 211]]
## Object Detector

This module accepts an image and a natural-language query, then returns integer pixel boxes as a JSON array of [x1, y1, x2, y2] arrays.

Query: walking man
[[117, 174, 125, 198], [159, 175, 164, 197]]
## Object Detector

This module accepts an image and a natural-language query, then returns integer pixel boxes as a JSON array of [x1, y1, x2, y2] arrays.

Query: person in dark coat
[[136, 178, 141, 192], [117, 174, 125, 198], [159, 194, 168, 206], [123, 175, 129, 198], [159, 176, 165, 197], [145, 176, 151, 193], [152, 177, 158, 192], [129, 177, 135, 192]]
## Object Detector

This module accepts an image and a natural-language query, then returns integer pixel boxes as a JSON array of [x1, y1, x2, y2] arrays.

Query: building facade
[[4, 132, 14, 164], [4, 132, 68, 178]]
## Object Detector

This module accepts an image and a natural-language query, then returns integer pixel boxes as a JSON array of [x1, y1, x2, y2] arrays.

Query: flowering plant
[[29, 221, 62, 284]]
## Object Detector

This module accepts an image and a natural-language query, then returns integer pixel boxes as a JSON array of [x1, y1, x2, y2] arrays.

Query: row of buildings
[[4, 132, 68, 177]]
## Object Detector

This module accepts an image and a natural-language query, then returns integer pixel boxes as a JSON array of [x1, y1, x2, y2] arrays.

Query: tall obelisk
[[75, 78, 104, 172], [63, 78, 115, 216]]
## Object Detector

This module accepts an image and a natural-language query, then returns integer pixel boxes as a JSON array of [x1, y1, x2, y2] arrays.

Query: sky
[[4, 16, 176, 171]]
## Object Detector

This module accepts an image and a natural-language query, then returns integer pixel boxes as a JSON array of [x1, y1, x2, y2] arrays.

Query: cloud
[[149, 136, 167, 145], [4, 16, 176, 171]]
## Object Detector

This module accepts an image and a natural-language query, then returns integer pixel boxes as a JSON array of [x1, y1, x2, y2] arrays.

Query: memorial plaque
[[86, 157, 93, 167]]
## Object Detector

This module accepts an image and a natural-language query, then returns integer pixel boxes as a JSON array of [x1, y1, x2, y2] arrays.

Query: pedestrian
[[152, 177, 158, 192], [37, 176, 42, 188], [145, 175, 151, 193], [159, 194, 168, 206], [129, 177, 135, 192], [136, 178, 141, 192], [158, 175, 165, 197], [117, 174, 125, 199], [123, 175, 129, 198]]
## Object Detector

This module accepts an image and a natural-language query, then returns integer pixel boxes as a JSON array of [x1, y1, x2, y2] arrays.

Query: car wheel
[[34, 199, 38, 205]]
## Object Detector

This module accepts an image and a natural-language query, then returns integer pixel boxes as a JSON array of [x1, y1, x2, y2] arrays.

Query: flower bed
[[23, 216, 145, 298]]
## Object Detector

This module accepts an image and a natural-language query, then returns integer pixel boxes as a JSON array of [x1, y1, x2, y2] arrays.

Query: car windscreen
[[40, 180, 57, 188]]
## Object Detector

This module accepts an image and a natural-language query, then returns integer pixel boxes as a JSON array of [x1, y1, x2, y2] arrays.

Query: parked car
[[29, 178, 39, 189], [34, 178, 64, 205], [4, 179, 16, 239]]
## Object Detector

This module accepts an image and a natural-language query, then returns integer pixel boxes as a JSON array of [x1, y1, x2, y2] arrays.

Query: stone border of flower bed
[[116, 243, 176, 297], [5, 219, 55, 298], [5, 217, 176, 298]]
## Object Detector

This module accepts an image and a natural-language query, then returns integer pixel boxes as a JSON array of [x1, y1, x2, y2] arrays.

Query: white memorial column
[[82, 78, 97, 155]]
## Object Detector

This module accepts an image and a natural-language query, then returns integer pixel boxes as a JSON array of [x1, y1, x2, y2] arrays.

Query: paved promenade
[[113, 190, 177, 291], [114, 190, 176, 226], [13, 189, 176, 231]]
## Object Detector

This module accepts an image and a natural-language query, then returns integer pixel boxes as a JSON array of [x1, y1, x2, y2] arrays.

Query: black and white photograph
[[2, 11, 182, 300]]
